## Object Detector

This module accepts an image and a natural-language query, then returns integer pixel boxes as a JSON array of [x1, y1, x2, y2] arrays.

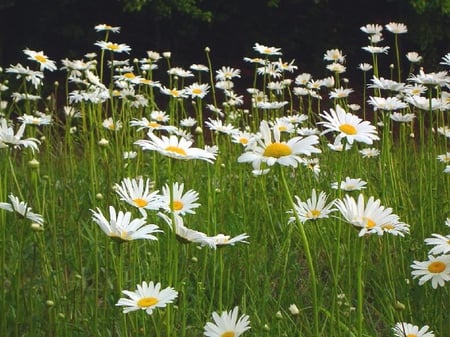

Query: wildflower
[[437, 152, 450, 163], [135, 132, 216, 163], [275, 58, 298, 72], [94, 40, 131, 53], [368, 76, 405, 92], [129, 117, 177, 133], [256, 101, 288, 110], [331, 177, 367, 191], [123, 151, 137, 159], [405, 96, 449, 111], [94, 24, 120, 33], [368, 96, 408, 111], [6, 64, 44, 89], [231, 130, 259, 147], [23, 48, 57, 72], [407, 69, 449, 87], [18, 113, 52, 125], [114, 177, 164, 217], [160, 182, 200, 215], [102, 117, 123, 131], [393, 322, 434, 337], [359, 147, 380, 158], [288, 304, 300, 315], [215, 66, 241, 81], [186, 82, 210, 99], [329, 87, 354, 99], [190, 63, 209, 72], [160, 86, 188, 99], [411, 255, 450, 288], [205, 233, 250, 248], [323, 49, 346, 63], [362, 46, 390, 54], [0, 194, 44, 225], [204, 306, 251, 337], [0, 118, 40, 152], [385, 22, 408, 34], [319, 104, 379, 145], [180, 117, 197, 128], [358, 63, 373, 72], [287, 189, 336, 223], [326, 62, 346, 73], [360, 24, 383, 35], [440, 53, 450, 67], [205, 118, 238, 135], [116, 281, 178, 315], [390, 112, 415, 123], [425, 233, 450, 255], [91, 206, 161, 242], [253, 42, 282, 56], [335, 194, 407, 237], [237, 120, 321, 170], [406, 52, 422, 63]]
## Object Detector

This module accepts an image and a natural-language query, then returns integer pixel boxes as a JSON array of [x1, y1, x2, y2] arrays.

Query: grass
[[0, 22, 449, 337]]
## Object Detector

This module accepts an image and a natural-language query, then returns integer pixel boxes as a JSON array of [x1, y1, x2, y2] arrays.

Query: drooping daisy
[[393, 322, 434, 337], [331, 177, 367, 191], [114, 177, 164, 217], [116, 281, 178, 315], [129, 117, 177, 133], [23, 48, 57, 72], [411, 254, 450, 288], [319, 104, 379, 145], [237, 120, 321, 170], [287, 189, 336, 224], [91, 206, 161, 242], [160, 182, 200, 215], [335, 194, 405, 237], [135, 132, 216, 163], [424, 233, 450, 255], [404, 95, 449, 111], [368, 76, 405, 92], [204, 306, 251, 337], [437, 152, 450, 163], [0, 194, 44, 225], [6, 63, 44, 89], [329, 87, 354, 99]]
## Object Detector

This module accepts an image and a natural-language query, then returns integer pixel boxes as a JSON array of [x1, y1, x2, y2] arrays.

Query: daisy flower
[[390, 112, 415, 123], [323, 49, 346, 63], [116, 281, 178, 315], [0, 194, 44, 225], [368, 96, 408, 111], [237, 120, 321, 170], [94, 24, 121, 33], [160, 182, 200, 215], [180, 117, 198, 128], [114, 177, 164, 217], [385, 22, 408, 34], [335, 194, 405, 237], [205, 118, 238, 135], [0, 118, 40, 152], [360, 23, 383, 35], [331, 177, 367, 191], [129, 117, 177, 133], [362, 46, 390, 54], [204, 306, 251, 337], [411, 254, 450, 288], [437, 152, 450, 163], [94, 40, 131, 54], [91, 206, 161, 242], [215, 66, 241, 81], [287, 189, 336, 223], [186, 82, 210, 99], [205, 233, 250, 248], [329, 87, 354, 99], [406, 51, 423, 63], [102, 117, 123, 131], [253, 42, 282, 56], [407, 69, 449, 87], [440, 52, 450, 66], [23, 48, 57, 72], [393, 322, 434, 337], [319, 104, 379, 145], [18, 113, 52, 126], [135, 132, 217, 163], [359, 147, 380, 158], [424, 233, 450, 255]]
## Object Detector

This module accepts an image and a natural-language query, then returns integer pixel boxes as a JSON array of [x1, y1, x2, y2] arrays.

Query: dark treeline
[[0, 0, 449, 80]]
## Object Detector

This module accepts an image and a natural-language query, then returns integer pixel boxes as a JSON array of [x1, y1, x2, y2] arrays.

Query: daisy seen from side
[[0, 194, 44, 225]]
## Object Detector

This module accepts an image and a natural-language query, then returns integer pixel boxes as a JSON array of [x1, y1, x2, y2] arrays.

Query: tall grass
[[0, 22, 449, 337]]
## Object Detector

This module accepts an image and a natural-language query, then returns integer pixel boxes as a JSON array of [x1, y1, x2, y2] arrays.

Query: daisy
[[91, 206, 161, 242], [407, 69, 449, 87], [362, 46, 390, 54], [323, 49, 346, 63], [358, 63, 373, 72], [18, 113, 52, 126], [411, 255, 450, 288], [0, 194, 44, 225], [6, 64, 44, 89], [114, 177, 164, 217], [160, 86, 188, 99], [204, 306, 251, 337], [335, 194, 404, 237], [405, 96, 449, 111], [329, 87, 354, 99], [129, 117, 177, 133], [102, 117, 123, 131], [215, 66, 241, 81], [167, 67, 193, 78], [424, 233, 450, 255], [406, 52, 423, 63], [231, 130, 259, 147], [186, 82, 210, 99], [368, 96, 408, 111], [385, 22, 408, 34], [205, 118, 238, 135], [253, 42, 282, 56], [160, 182, 200, 215], [274, 58, 298, 72], [190, 63, 209, 72], [326, 62, 346, 73], [319, 104, 379, 145], [287, 189, 336, 223], [359, 147, 380, 158], [440, 52, 450, 66], [256, 101, 288, 110], [368, 76, 405, 92], [390, 112, 415, 123], [134, 132, 216, 163], [205, 233, 250, 248], [437, 152, 450, 163], [331, 177, 367, 191], [180, 117, 197, 128], [116, 281, 178, 315], [94, 40, 131, 53], [360, 24, 383, 35], [23, 48, 57, 72], [94, 24, 120, 33], [237, 120, 321, 170], [393, 322, 434, 337], [0, 118, 40, 152]]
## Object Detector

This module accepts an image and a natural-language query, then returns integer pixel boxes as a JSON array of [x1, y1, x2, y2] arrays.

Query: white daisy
[[424, 233, 450, 255], [393, 322, 434, 337], [161, 182, 200, 215], [288, 189, 336, 223], [411, 254, 450, 288], [116, 281, 178, 315], [0, 194, 44, 225], [331, 177, 367, 191], [204, 306, 251, 337]]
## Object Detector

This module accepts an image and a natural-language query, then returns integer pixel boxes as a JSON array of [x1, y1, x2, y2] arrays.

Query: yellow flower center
[[192, 88, 203, 95], [133, 198, 148, 208], [427, 261, 446, 273], [278, 126, 288, 131], [382, 223, 394, 230], [170, 89, 179, 97], [148, 122, 161, 128], [339, 123, 357, 135], [239, 138, 249, 145], [35, 55, 47, 63], [363, 217, 376, 229], [308, 209, 321, 218], [263, 142, 292, 158], [406, 334, 417, 337], [165, 146, 187, 156], [137, 297, 159, 308], [172, 200, 184, 211], [106, 43, 119, 50], [108, 124, 115, 130], [124, 72, 135, 79], [221, 332, 235, 337]]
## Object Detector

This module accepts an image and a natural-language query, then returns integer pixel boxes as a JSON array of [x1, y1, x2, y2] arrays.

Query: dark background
[[0, 0, 449, 82]]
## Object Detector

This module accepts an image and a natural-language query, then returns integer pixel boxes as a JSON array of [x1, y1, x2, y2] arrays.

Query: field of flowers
[[0, 22, 449, 337]]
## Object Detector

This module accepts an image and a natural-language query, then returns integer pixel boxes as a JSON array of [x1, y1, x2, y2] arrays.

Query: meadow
[[0, 22, 449, 337]]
